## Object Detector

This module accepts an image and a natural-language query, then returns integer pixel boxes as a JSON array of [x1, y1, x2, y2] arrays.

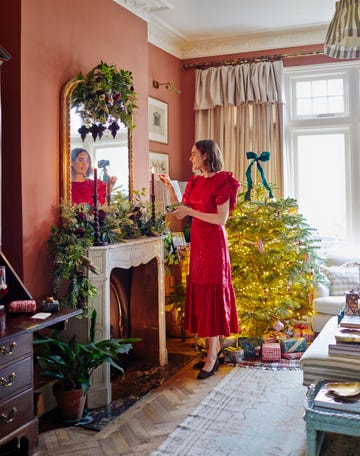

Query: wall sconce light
[[153, 80, 181, 94], [324, 0, 360, 59]]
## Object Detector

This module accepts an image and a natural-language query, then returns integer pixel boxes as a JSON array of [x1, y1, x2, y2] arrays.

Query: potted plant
[[33, 309, 140, 421]]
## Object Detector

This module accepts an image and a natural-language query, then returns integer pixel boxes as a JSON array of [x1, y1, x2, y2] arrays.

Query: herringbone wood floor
[[37, 338, 232, 456]]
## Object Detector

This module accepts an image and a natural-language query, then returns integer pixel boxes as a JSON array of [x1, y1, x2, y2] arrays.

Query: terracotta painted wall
[[0, 0, 150, 299], [148, 44, 190, 180], [0, 0, 335, 302]]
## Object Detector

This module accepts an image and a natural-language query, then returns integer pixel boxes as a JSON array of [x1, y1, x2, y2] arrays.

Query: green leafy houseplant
[[34, 310, 141, 396], [71, 61, 137, 140]]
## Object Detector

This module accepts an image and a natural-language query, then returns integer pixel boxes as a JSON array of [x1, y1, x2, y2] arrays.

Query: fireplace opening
[[110, 268, 131, 339]]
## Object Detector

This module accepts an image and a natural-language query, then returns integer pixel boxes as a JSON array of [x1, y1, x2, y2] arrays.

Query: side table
[[304, 381, 360, 456]]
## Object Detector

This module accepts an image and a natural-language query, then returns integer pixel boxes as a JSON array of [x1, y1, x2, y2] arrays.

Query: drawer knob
[[1, 342, 16, 355], [0, 372, 15, 387], [1, 407, 17, 423]]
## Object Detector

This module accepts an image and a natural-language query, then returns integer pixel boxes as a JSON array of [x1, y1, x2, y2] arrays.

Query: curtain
[[194, 60, 285, 196]]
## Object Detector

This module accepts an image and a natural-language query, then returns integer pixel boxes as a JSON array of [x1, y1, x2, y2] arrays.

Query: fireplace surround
[[72, 237, 167, 408]]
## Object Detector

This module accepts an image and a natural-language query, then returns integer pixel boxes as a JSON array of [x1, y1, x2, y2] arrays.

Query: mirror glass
[[60, 80, 133, 203]]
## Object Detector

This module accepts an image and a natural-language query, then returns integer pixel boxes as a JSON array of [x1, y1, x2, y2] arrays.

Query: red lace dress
[[71, 179, 106, 205], [182, 171, 240, 338]]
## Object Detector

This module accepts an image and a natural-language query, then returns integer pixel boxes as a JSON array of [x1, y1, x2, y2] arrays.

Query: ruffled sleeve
[[214, 172, 240, 211], [182, 175, 199, 205]]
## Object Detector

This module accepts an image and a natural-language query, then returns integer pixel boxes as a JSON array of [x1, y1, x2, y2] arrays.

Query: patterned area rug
[[233, 358, 300, 370], [152, 368, 307, 456], [151, 368, 359, 456]]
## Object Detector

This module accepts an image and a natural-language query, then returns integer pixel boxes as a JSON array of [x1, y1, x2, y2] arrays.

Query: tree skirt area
[[39, 352, 196, 433], [151, 368, 359, 456]]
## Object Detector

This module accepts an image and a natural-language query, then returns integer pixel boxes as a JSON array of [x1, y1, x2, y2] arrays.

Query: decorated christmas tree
[[227, 152, 324, 337]]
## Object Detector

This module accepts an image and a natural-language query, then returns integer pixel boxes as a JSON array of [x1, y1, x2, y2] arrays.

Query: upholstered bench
[[300, 316, 360, 386]]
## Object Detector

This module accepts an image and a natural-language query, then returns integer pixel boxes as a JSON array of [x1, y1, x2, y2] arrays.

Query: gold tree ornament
[[71, 61, 137, 141]]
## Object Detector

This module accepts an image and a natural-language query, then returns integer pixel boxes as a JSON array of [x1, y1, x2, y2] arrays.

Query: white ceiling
[[114, 0, 337, 58]]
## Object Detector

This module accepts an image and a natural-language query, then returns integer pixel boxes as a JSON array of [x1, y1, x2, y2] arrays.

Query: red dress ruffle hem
[[182, 171, 240, 338]]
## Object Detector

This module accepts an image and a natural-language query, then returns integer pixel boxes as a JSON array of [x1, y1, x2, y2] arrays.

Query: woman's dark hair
[[195, 139, 224, 172], [71, 148, 92, 178]]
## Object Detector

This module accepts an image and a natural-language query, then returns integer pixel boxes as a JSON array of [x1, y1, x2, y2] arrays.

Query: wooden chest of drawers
[[0, 331, 38, 454], [0, 308, 82, 454]]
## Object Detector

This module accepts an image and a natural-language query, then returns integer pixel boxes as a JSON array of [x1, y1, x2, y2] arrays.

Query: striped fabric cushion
[[321, 265, 359, 296]]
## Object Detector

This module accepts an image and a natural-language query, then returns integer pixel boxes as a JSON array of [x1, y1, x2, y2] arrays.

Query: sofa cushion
[[321, 265, 359, 296], [312, 296, 345, 315]]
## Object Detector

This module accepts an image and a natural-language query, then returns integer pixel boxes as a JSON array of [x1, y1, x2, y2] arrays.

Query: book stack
[[328, 315, 360, 357], [314, 382, 360, 414]]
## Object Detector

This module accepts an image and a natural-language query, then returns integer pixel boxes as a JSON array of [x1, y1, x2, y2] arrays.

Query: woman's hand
[[172, 204, 191, 220]]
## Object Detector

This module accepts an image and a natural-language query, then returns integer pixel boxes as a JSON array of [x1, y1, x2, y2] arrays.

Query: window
[[285, 62, 360, 244]]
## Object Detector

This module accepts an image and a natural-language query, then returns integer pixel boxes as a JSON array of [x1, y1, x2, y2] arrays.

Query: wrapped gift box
[[41, 299, 60, 312], [261, 342, 281, 362], [282, 352, 303, 360], [238, 337, 262, 359], [8, 300, 37, 313], [292, 324, 315, 343], [280, 337, 307, 354]]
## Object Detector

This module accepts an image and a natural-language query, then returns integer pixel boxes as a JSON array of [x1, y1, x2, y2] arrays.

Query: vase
[[53, 386, 86, 421]]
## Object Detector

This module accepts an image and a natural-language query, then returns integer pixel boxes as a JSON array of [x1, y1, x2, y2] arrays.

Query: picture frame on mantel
[[149, 152, 169, 180], [148, 97, 168, 143]]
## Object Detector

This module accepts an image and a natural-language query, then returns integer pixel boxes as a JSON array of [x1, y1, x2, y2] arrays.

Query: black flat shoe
[[193, 360, 205, 369], [193, 349, 224, 370], [197, 359, 219, 380]]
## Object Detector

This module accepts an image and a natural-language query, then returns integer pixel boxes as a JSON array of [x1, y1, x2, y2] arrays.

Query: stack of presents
[[216, 323, 315, 364]]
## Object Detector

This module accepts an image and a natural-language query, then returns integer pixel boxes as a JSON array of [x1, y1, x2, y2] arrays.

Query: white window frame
[[284, 61, 360, 243]]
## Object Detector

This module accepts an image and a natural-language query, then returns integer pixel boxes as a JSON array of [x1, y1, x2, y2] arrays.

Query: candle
[[107, 176, 111, 197], [151, 167, 155, 195], [93, 168, 98, 194]]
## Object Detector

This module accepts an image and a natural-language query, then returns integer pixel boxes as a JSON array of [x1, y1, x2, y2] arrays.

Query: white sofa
[[312, 244, 360, 332]]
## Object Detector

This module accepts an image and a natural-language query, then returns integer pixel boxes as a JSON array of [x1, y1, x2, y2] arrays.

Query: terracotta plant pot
[[53, 386, 86, 421]]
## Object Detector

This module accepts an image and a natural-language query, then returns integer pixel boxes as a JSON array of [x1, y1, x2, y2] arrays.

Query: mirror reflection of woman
[[71, 148, 106, 205]]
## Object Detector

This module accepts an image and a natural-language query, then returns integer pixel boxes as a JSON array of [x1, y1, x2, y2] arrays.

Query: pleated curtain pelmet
[[194, 60, 285, 196]]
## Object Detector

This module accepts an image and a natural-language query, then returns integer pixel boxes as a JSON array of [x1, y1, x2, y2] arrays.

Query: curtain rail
[[183, 50, 324, 70]]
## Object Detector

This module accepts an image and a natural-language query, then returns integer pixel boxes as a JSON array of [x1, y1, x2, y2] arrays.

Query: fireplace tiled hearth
[[71, 237, 168, 408]]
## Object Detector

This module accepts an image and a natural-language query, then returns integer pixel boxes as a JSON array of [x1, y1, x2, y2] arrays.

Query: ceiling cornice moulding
[[149, 24, 328, 60], [113, 1, 328, 60], [113, 0, 173, 22]]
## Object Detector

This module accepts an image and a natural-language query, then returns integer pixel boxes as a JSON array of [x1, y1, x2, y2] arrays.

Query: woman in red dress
[[160, 140, 240, 379], [71, 148, 106, 205]]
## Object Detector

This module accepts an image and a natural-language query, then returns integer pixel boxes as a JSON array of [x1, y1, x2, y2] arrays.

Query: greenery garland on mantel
[[71, 61, 137, 141], [48, 191, 181, 315]]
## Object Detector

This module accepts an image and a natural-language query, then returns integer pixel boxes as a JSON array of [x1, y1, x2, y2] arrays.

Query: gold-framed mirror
[[60, 79, 134, 203]]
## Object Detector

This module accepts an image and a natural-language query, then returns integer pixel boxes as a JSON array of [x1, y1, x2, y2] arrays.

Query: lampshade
[[324, 0, 360, 59]]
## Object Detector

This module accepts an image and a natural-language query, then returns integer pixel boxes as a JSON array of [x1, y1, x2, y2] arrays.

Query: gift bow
[[245, 151, 274, 201]]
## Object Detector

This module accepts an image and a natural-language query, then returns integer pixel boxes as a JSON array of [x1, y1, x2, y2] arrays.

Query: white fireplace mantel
[[85, 237, 167, 408]]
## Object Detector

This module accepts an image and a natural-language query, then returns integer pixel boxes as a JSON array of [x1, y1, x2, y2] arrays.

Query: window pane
[[296, 134, 346, 240], [328, 78, 343, 96], [296, 81, 311, 98], [312, 80, 327, 96], [294, 77, 345, 117]]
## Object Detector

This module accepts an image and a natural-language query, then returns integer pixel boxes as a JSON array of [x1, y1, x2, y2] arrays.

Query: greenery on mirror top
[[48, 189, 180, 313], [71, 61, 137, 138]]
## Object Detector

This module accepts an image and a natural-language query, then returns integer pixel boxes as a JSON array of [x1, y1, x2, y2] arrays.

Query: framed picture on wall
[[148, 97, 168, 143], [149, 152, 169, 180]]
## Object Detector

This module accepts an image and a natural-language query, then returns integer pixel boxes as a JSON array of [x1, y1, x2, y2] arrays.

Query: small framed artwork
[[148, 97, 168, 143], [149, 152, 169, 180]]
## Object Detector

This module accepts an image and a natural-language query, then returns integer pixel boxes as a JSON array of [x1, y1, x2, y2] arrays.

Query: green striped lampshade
[[324, 0, 360, 59]]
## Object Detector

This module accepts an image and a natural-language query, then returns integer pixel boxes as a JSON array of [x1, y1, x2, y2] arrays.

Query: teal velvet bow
[[245, 151, 274, 201]]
